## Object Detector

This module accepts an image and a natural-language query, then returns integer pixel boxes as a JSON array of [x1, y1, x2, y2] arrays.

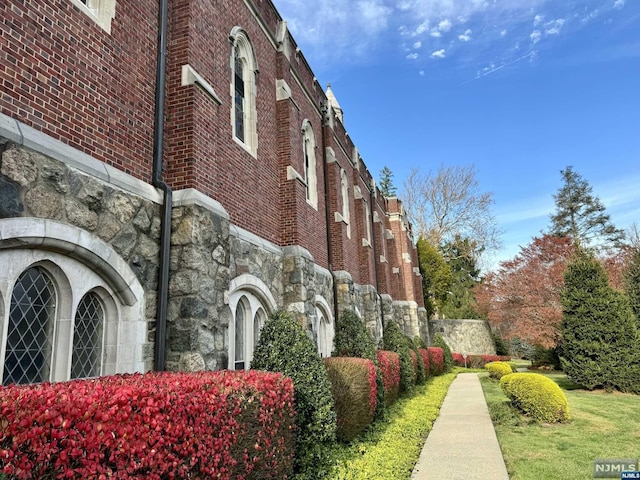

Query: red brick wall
[[0, 0, 158, 181]]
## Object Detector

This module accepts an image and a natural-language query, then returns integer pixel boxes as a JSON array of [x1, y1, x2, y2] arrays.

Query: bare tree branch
[[401, 164, 502, 259]]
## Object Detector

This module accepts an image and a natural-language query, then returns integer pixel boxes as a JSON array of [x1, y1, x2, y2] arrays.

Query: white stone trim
[[385, 229, 394, 240], [70, 0, 116, 34], [276, 78, 292, 101], [172, 188, 230, 219], [379, 255, 387, 263], [362, 238, 372, 248], [325, 147, 337, 164], [181, 64, 222, 104], [354, 186, 363, 199], [392, 267, 400, 274], [287, 165, 304, 182]]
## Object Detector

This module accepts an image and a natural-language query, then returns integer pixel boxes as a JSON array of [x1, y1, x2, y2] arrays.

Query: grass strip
[[482, 371, 640, 480], [313, 370, 459, 480]]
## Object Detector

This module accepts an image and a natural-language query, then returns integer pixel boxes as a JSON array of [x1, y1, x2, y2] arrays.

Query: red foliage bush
[[418, 349, 430, 379], [452, 352, 465, 366], [376, 350, 400, 406], [452, 353, 512, 368], [323, 357, 377, 442], [428, 347, 445, 376], [0, 370, 295, 479]]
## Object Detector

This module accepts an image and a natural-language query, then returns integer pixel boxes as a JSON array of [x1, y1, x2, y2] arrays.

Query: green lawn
[[481, 371, 640, 480]]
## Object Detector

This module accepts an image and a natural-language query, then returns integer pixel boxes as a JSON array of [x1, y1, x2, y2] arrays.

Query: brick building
[[0, 0, 428, 384]]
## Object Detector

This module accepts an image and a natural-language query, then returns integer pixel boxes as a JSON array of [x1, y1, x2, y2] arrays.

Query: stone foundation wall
[[0, 140, 158, 371], [428, 319, 496, 355]]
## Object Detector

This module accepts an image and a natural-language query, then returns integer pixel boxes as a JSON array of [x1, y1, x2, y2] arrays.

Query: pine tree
[[549, 166, 624, 250], [378, 166, 397, 197], [560, 251, 640, 393], [625, 247, 640, 321]]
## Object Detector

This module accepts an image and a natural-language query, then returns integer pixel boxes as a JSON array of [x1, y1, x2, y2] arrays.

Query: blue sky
[[272, 0, 640, 269]]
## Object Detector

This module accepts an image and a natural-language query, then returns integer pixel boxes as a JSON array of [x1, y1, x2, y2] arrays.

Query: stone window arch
[[0, 218, 147, 382], [228, 274, 276, 370], [314, 295, 335, 358], [302, 119, 318, 209], [229, 26, 258, 157]]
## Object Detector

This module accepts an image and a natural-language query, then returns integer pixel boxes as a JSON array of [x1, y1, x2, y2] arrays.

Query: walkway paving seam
[[411, 373, 509, 480]]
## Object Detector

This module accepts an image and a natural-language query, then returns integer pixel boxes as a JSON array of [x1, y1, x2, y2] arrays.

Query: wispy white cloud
[[530, 30, 542, 44], [431, 49, 446, 58], [407, 52, 419, 60], [458, 29, 472, 41], [274, 0, 632, 71], [544, 18, 566, 35]]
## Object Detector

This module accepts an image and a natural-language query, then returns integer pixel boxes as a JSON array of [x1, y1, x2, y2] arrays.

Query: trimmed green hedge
[[251, 310, 336, 476], [500, 373, 570, 423], [485, 361, 513, 380]]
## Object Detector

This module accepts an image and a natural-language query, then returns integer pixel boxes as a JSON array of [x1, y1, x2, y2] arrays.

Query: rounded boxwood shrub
[[323, 357, 377, 442], [333, 310, 385, 419], [333, 310, 377, 360], [499, 373, 570, 423], [382, 321, 415, 394], [251, 310, 337, 475], [432, 333, 453, 373], [485, 361, 513, 380]]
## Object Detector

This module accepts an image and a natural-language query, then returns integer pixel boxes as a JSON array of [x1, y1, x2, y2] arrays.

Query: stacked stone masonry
[[0, 0, 428, 382]]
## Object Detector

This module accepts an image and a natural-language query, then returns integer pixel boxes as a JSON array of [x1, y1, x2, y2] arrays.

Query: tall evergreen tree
[[560, 250, 640, 393], [625, 247, 640, 321], [549, 166, 624, 250], [440, 235, 482, 319], [378, 166, 397, 197]]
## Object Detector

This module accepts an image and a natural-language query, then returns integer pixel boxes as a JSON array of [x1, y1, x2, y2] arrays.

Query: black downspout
[[321, 102, 340, 320], [153, 0, 171, 372], [369, 183, 385, 328]]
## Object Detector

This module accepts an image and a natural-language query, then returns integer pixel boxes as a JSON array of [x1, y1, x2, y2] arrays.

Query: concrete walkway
[[411, 373, 510, 480]]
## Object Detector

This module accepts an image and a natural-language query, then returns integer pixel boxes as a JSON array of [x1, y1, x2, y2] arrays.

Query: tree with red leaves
[[476, 235, 574, 348]]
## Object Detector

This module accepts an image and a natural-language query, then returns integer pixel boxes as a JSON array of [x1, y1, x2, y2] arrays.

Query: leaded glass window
[[71, 292, 104, 379], [3, 267, 56, 385], [234, 300, 246, 370], [234, 52, 245, 143]]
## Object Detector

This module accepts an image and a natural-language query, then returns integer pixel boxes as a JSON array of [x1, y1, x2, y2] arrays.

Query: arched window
[[71, 292, 105, 379], [314, 296, 335, 358], [0, 218, 147, 384], [234, 297, 248, 370], [302, 120, 318, 208], [228, 275, 277, 371], [341, 169, 351, 238], [230, 27, 258, 156], [3, 267, 56, 385]]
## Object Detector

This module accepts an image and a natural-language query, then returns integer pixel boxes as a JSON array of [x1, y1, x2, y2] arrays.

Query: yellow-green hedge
[[485, 361, 513, 380], [499, 373, 570, 423]]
